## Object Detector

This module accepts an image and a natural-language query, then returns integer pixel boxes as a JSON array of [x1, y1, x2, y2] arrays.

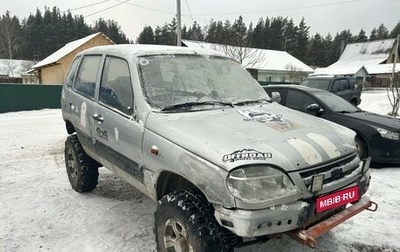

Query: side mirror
[[306, 103, 324, 116], [270, 92, 281, 103]]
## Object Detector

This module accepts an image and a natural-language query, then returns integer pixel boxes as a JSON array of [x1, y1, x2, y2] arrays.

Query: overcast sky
[[3, 0, 400, 41]]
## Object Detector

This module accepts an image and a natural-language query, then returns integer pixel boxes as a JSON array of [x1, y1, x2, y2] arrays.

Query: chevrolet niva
[[61, 44, 376, 251]]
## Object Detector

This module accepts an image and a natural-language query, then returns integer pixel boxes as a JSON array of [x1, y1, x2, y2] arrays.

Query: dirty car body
[[61, 45, 373, 250]]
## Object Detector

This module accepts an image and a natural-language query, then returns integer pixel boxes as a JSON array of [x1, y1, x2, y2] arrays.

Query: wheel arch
[[65, 120, 76, 134], [156, 171, 203, 201]]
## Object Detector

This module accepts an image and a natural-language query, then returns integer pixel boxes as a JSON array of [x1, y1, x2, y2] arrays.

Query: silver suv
[[61, 45, 375, 251]]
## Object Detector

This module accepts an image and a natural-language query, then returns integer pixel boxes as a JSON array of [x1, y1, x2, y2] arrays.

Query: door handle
[[93, 113, 104, 122]]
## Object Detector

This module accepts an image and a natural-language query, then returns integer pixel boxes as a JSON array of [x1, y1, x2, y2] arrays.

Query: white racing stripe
[[288, 138, 323, 165], [307, 133, 341, 159]]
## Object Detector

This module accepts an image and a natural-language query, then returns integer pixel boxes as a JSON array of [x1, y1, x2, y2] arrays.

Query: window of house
[[99, 57, 133, 115], [75, 55, 102, 99], [266, 76, 272, 82]]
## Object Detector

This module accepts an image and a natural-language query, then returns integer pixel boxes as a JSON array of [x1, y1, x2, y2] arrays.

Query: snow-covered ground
[[1, 89, 399, 252]]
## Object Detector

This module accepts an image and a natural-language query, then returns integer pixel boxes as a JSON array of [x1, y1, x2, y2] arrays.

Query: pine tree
[[389, 21, 400, 38], [376, 24, 389, 40], [293, 18, 309, 63], [137, 25, 155, 44], [355, 29, 368, 42], [370, 28, 377, 41]]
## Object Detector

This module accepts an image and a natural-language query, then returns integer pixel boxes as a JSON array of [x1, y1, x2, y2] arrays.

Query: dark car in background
[[264, 85, 400, 164], [300, 75, 362, 106]]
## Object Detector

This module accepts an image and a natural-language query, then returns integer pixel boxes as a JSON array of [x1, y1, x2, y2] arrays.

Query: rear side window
[[75, 55, 102, 99], [99, 57, 134, 115], [65, 56, 81, 87]]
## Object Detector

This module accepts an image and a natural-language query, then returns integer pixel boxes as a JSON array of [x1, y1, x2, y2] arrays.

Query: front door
[[93, 56, 144, 182]]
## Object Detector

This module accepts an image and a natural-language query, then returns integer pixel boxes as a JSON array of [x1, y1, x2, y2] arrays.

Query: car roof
[[77, 44, 228, 59], [263, 84, 322, 93]]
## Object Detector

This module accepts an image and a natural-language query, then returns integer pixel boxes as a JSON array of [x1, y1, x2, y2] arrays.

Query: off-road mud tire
[[65, 134, 98, 192], [154, 190, 233, 252]]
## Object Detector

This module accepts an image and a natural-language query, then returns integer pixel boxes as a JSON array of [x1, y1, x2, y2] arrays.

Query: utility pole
[[392, 34, 399, 81], [176, 0, 182, 46]]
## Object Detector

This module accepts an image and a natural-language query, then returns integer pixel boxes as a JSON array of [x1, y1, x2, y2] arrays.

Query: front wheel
[[355, 135, 367, 160], [154, 190, 233, 252]]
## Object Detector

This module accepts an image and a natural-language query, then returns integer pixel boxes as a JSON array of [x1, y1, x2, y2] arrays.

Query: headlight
[[227, 166, 298, 203], [377, 128, 399, 140]]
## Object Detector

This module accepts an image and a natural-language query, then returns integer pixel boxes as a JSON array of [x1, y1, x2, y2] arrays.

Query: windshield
[[301, 79, 331, 90], [138, 55, 268, 111], [313, 91, 359, 113]]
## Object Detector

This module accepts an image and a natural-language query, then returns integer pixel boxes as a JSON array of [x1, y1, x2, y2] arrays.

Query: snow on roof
[[313, 65, 367, 76], [0, 59, 36, 77], [80, 43, 226, 58], [315, 39, 398, 76], [365, 63, 400, 75], [32, 32, 113, 69], [338, 38, 396, 64], [182, 39, 314, 73]]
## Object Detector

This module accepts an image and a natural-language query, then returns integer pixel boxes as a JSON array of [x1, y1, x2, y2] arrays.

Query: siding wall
[[40, 35, 114, 85]]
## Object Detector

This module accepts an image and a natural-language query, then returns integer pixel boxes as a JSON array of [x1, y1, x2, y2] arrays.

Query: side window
[[340, 79, 350, 91], [99, 57, 133, 115], [331, 80, 340, 93], [75, 55, 102, 99], [286, 90, 316, 113], [65, 56, 81, 87]]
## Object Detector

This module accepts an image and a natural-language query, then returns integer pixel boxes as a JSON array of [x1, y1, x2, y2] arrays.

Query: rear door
[[69, 55, 103, 153], [92, 56, 144, 182]]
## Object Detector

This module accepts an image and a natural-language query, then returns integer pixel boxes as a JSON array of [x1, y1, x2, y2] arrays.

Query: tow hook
[[288, 197, 378, 248]]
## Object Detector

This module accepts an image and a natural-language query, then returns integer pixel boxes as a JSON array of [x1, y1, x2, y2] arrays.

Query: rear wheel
[[355, 135, 367, 160], [155, 190, 233, 252], [65, 134, 99, 192]]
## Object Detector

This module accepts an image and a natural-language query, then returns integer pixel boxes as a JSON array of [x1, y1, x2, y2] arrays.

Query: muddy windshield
[[138, 55, 268, 111]]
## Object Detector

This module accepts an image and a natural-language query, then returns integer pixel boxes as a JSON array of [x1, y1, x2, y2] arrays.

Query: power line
[[84, 0, 129, 18], [62, 0, 111, 13], [192, 0, 364, 17], [115, 0, 176, 15], [184, 0, 194, 22]]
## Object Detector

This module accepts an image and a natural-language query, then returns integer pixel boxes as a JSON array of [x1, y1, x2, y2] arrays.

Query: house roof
[[365, 63, 400, 75], [0, 59, 36, 78], [182, 39, 314, 73], [338, 38, 396, 64], [315, 39, 398, 76], [32, 32, 114, 69]]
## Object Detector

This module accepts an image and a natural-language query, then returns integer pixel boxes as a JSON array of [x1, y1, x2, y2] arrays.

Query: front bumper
[[370, 138, 400, 164], [214, 169, 371, 238]]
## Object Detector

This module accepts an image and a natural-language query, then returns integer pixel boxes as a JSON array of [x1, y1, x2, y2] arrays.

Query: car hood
[[145, 103, 357, 171], [343, 111, 400, 130]]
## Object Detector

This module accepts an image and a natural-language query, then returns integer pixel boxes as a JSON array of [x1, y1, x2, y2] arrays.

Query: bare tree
[[387, 35, 399, 116], [1, 59, 17, 77], [208, 43, 265, 70], [387, 73, 400, 116], [0, 11, 21, 59], [285, 63, 304, 83]]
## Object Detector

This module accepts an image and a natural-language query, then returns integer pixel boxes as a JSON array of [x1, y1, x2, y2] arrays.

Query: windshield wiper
[[336, 110, 353, 114], [233, 99, 270, 106], [161, 101, 234, 112]]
